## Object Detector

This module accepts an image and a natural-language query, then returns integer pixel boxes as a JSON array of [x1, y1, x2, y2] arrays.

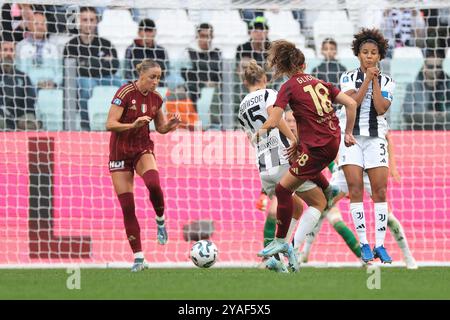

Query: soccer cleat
[[256, 192, 269, 211], [283, 244, 299, 273], [324, 184, 341, 209], [258, 238, 289, 258], [157, 224, 168, 245], [298, 250, 309, 264], [373, 245, 392, 264], [265, 256, 289, 273], [404, 256, 418, 270], [360, 243, 374, 263], [131, 258, 148, 272]]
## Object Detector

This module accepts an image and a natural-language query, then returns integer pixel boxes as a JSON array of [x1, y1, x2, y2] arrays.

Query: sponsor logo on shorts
[[113, 98, 122, 106], [109, 160, 125, 170]]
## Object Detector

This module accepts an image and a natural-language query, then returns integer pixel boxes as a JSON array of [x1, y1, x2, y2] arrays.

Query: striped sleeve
[[340, 71, 356, 93], [111, 84, 134, 107], [381, 75, 395, 103]]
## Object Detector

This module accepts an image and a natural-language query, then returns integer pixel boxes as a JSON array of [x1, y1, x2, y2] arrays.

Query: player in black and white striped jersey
[[338, 28, 395, 264], [238, 59, 319, 272]]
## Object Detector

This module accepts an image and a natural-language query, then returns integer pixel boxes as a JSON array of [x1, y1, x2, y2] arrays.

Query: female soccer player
[[297, 132, 417, 268], [106, 59, 180, 272], [238, 59, 306, 273], [255, 40, 357, 272], [338, 28, 395, 263]]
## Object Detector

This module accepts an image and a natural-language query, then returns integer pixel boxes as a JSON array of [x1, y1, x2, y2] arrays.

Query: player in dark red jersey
[[256, 40, 357, 272], [106, 59, 180, 272]]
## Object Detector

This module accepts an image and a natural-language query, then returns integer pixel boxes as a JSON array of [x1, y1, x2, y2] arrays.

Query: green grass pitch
[[1, 267, 449, 300]]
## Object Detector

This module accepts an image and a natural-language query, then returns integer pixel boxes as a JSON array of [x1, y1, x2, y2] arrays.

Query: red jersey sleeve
[[111, 84, 132, 108], [326, 81, 341, 102], [153, 91, 164, 110], [274, 81, 292, 110]]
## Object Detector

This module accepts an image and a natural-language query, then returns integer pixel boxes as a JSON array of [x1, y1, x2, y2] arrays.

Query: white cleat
[[298, 251, 309, 264], [405, 256, 418, 270]]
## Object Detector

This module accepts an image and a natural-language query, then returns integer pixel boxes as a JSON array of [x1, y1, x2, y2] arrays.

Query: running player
[[255, 40, 357, 272], [338, 28, 395, 263], [238, 59, 310, 273], [106, 59, 180, 272]]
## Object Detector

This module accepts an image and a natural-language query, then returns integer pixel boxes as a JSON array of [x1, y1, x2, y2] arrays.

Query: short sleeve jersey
[[274, 73, 341, 148], [109, 81, 163, 160], [339, 68, 395, 138]]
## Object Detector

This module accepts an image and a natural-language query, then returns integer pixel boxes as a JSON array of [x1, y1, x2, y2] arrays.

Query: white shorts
[[338, 135, 389, 170], [260, 164, 317, 197], [330, 168, 373, 197]]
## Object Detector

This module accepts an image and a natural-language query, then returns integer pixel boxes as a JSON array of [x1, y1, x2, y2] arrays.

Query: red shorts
[[289, 138, 340, 180], [108, 149, 154, 173]]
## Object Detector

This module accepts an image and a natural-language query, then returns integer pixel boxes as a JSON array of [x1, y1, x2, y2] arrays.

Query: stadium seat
[[443, 48, 450, 77], [313, 10, 354, 53], [338, 47, 359, 71], [98, 9, 138, 60], [188, 10, 248, 60], [302, 48, 321, 73], [389, 47, 424, 129], [88, 86, 120, 131], [156, 10, 196, 52], [196, 87, 215, 128], [390, 47, 424, 83], [264, 10, 306, 48], [36, 89, 64, 131]]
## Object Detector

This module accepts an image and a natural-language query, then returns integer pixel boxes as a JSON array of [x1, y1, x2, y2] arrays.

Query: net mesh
[[0, 0, 449, 266]]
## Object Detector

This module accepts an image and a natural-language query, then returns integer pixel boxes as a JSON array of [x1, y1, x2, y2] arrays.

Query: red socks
[[118, 192, 141, 253], [142, 170, 165, 217], [274, 183, 293, 239]]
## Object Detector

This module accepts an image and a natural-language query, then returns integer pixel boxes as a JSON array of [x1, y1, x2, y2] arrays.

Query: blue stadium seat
[[196, 87, 215, 128], [443, 57, 450, 78], [303, 48, 321, 73], [88, 86, 120, 131], [36, 89, 64, 131], [389, 47, 424, 129], [390, 47, 424, 84]]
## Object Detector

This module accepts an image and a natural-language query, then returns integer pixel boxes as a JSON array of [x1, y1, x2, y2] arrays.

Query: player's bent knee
[[142, 169, 161, 192], [372, 186, 387, 202], [347, 185, 364, 201]]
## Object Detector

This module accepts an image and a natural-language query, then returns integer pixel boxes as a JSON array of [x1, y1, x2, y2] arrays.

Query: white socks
[[375, 202, 388, 247], [134, 251, 144, 259], [350, 202, 367, 245], [388, 211, 413, 257], [303, 215, 325, 253], [286, 217, 299, 244], [293, 207, 321, 250]]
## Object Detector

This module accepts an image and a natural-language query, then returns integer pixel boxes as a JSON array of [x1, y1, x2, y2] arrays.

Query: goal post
[[1, 0, 449, 268]]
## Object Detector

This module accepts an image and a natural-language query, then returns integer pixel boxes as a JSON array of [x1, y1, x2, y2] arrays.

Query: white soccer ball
[[190, 240, 218, 268]]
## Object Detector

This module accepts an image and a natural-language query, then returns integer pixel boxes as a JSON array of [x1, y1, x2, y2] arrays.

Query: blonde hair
[[136, 59, 160, 74], [241, 59, 266, 86]]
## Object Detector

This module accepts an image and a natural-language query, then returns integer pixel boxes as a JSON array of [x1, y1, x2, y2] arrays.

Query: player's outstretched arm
[[105, 104, 151, 132], [267, 106, 298, 145], [252, 106, 284, 143], [335, 92, 357, 147], [154, 109, 181, 134]]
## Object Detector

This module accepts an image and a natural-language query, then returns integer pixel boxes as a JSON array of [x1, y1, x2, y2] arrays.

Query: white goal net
[[1, 0, 449, 267]]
